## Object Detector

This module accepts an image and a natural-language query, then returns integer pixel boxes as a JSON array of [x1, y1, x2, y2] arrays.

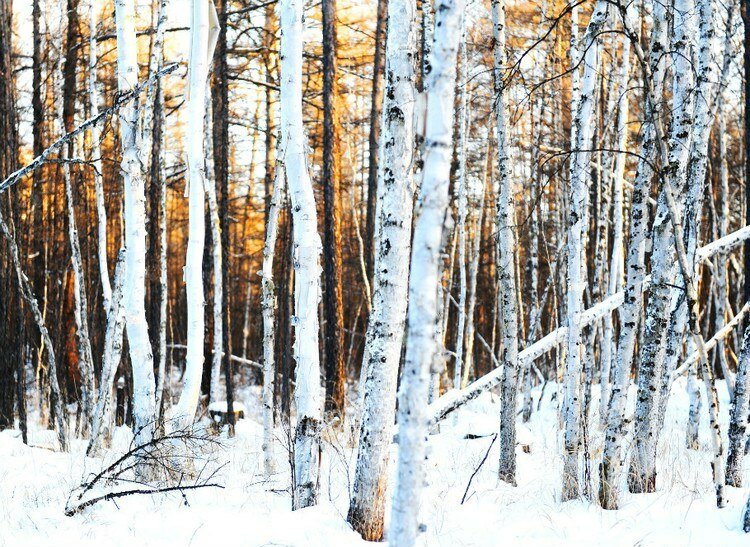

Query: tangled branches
[[65, 423, 224, 517]]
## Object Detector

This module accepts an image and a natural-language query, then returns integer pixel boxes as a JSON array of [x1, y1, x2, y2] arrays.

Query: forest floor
[[1, 378, 749, 546]]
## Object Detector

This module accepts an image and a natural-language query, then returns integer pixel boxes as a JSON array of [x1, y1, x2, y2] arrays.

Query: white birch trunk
[[115, 0, 158, 448], [561, 0, 608, 501], [492, 0, 520, 485], [347, 0, 417, 535], [390, 0, 463, 541], [278, 0, 324, 510], [205, 99, 223, 404], [141, 0, 169, 167], [629, 0, 695, 494], [89, 0, 111, 311], [623, 0, 726, 506], [260, 168, 284, 481], [453, 19, 468, 390], [601, 0, 668, 508], [87, 251, 126, 455], [171, 0, 219, 431], [728, 323, 750, 486], [599, 33, 629, 422]]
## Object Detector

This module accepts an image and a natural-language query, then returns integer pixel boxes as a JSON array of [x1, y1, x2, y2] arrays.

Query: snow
[[1, 381, 749, 546], [207, 401, 248, 414]]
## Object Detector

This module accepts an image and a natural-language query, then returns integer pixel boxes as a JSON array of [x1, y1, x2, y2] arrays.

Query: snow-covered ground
[[1, 379, 748, 546]]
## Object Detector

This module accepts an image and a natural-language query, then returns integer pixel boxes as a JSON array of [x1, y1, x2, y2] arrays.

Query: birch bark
[[89, 0, 111, 311], [628, 0, 695, 494], [347, 0, 417, 535], [260, 168, 284, 480], [561, 0, 608, 502], [390, 0, 463, 542], [279, 0, 325, 510], [171, 0, 219, 431], [115, 0, 158, 449], [493, 0, 521, 485]]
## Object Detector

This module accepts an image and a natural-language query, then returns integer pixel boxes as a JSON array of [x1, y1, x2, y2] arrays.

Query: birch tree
[[561, 0, 608, 502], [278, 0, 325, 510], [599, 32, 629, 420], [115, 0, 158, 449], [54, 0, 95, 434], [260, 168, 284, 480], [390, 0, 464, 542], [89, 0, 111, 312], [347, 0, 418, 535], [144, 0, 170, 417], [492, 0, 521, 486], [727, 323, 750, 486], [599, 0, 667, 510], [629, 0, 695, 493], [171, 0, 219, 431]]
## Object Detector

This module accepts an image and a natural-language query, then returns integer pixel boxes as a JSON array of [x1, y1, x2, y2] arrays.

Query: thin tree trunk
[[364, 0, 387, 285], [561, 0, 608, 502], [599, 33, 629, 421], [150, 0, 169, 419], [453, 18, 468, 390], [260, 168, 284, 480], [493, 0, 521, 486], [87, 252, 126, 455], [89, 0, 111, 311], [321, 0, 345, 420]]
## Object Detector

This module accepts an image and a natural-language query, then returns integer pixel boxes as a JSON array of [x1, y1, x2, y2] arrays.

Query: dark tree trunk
[[0, 0, 19, 432], [277, 210, 294, 422], [212, 0, 234, 431], [321, 0, 345, 420]]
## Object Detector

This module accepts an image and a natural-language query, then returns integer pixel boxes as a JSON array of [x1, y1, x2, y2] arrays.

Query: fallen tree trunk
[[430, 225, 750, 424], [670, 302, 750, 379]]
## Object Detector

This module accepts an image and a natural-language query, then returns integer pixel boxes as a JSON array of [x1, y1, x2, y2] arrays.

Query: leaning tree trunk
[[56, 0, 96, 435], [279, 0, 325, 510], [87, 253, 126, 455], [346, 0, 417, 535], [561, 0, 608, 502], [390, 1, 464, 543]]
